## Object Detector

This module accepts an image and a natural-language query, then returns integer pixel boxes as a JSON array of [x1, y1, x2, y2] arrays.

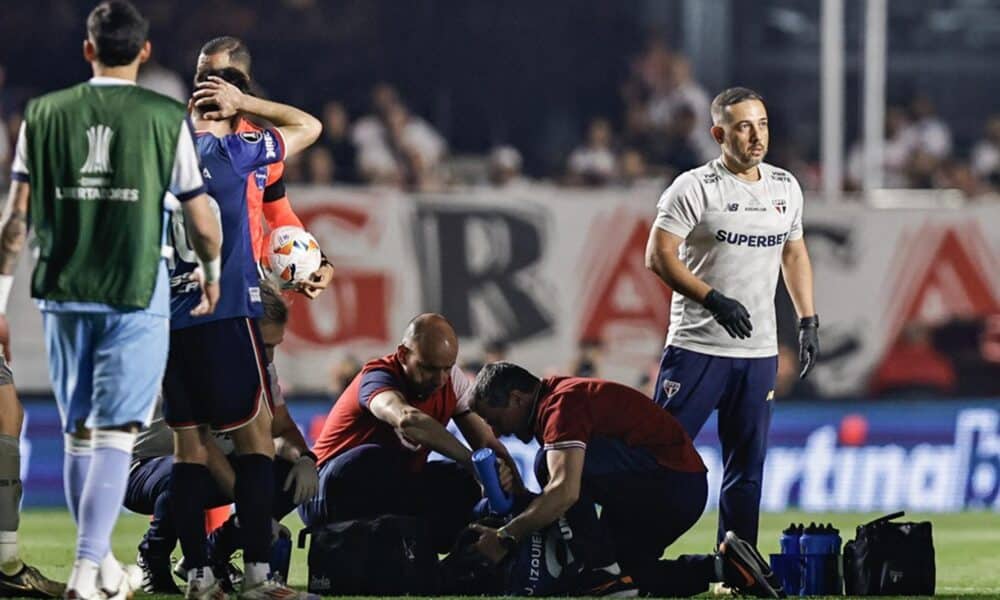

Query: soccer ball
[[262, 226, 322, 289]]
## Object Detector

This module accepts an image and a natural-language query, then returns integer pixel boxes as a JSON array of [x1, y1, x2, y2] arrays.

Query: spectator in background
[[662, 105, 703, 174], [136, 60, 187, 102], [305, 146, 335, 185], [488, 145, 528, 188], [566, 117, 617, 186], [971, 115, 1000, 187], [935, 159, 990, 199], [384, 102, 447, 190], [646, 56, 715, 163], [908, 94, 952, 160], [318, 101, 359, 183], [846, 106, 917, 189]]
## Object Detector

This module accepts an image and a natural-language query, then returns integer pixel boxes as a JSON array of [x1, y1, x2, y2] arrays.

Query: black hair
[[259, 283, 288, 326], [199, 36, 252, 75], [471, 362, 539, 410], [193, 67, 251, 117], [86, 0, 149, 67], [710, 86, 765, 124]]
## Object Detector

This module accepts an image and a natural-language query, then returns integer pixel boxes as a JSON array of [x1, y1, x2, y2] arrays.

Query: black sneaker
[[0, 562, 65, 598], [577, 568, 640, 598], [719, 531, 785, 598], [137, 549, 181, 594]]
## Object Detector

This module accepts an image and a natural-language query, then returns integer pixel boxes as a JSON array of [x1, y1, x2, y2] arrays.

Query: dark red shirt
[[311, 352, 471, 472], [533, 376, 706, 473]]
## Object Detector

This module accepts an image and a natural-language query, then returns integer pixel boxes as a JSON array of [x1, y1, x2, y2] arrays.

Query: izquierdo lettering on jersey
[[714, 230, 789, 247]]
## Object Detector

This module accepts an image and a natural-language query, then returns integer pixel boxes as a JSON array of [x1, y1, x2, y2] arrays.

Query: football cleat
[[136, 550, 180, 594], [185, 567, 230, 600], [238, 578, 319, 600], [719, 531, 785, 598], [0, 562, 64, 598]]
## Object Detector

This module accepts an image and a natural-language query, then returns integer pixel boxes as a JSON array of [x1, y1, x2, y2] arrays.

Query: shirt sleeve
[[540, 394, 591, 452], [358, 368, 401, 410], [787, 174, 805, 241], [224, 128, 287, 177], [169, 119, 206, 201], [652, 172, 704, 239], [450, 365, 474, 417], [10, 122, 29, 182]]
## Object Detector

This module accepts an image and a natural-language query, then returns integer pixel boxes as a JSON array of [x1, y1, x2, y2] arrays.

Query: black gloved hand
[[703, 289, 753, 339], [798, 315, 820, 379]]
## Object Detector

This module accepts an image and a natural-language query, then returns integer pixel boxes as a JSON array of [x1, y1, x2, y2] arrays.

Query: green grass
[[15, 509, 1000, 599]]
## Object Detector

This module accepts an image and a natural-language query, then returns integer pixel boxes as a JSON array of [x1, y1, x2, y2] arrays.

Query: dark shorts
[[162, 317, 271, 432]]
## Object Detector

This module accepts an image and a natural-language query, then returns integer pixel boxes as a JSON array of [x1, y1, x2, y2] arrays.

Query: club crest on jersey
[[239, 131, 262, 143], [662, 379, 682, 399], [725, 202, 739, 212], [772, 198, 787, 214]]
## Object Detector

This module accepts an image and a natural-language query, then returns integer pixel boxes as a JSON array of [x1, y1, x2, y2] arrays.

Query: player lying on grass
[[125, 286, 317, 594], [196, 36, 334, 299], [468, 362, 785, 598], [298, 313, 524, 552], [163, 65, 320, 600]]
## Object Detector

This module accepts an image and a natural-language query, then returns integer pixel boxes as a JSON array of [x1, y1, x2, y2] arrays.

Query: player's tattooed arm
[[0, 181, 30, 275]]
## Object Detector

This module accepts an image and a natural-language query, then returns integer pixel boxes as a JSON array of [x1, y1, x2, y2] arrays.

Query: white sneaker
[[238, 578, 318, 600], [96, 561, 142, 600], [186, 567, 230, 600]]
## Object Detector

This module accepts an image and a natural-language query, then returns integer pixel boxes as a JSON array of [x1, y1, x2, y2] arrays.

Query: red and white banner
[[7, 186, 1000, 396]]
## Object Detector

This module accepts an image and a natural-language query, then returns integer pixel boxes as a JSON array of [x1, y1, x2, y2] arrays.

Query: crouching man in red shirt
[[468, 362, 783, 598]]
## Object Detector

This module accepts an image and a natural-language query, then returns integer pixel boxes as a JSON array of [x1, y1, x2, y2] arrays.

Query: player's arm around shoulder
[[194, 76, 321, 158]]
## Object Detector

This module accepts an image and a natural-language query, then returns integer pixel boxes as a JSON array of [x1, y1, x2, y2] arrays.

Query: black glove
[[798, 315, 820, 379], [703, 289, 753, 339]]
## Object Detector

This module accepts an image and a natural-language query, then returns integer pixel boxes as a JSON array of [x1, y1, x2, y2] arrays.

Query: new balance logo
[[81, 125, 114, 174]]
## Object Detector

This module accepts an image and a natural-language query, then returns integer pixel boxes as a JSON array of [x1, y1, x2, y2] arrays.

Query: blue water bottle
[[770, 523, 802, 595], [472, 447, 514, 516], [799, 523, 825, 596]]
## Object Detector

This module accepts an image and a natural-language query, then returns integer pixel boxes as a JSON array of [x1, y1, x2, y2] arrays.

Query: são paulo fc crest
[[662, 379, 682, 399], [772, 198, 787, 214]]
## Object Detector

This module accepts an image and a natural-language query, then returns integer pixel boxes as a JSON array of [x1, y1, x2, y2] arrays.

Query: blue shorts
[[162, 317, 271, 432], [43, 311, 168, 434]]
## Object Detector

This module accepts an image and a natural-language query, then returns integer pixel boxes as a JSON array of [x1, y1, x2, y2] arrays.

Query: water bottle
[[472, 447, 514, 516], [780, 523, 802, 555], [770, 523, 803, 595]]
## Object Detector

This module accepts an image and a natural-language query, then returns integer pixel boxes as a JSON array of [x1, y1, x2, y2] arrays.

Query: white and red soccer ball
[[262, 226, 322, 289]]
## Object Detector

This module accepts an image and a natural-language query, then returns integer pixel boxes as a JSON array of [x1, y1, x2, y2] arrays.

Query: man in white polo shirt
[[644, 86, 819, 547]]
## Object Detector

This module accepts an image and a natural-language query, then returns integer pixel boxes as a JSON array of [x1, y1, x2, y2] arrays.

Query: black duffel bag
[[843, 511, 935, 596], [297, 514, 439, 595]]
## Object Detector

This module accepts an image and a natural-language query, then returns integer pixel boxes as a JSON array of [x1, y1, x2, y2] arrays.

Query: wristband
[[0, 275, 13, 315], [799, 315, 819, 328], [200, 256, 221, 284]]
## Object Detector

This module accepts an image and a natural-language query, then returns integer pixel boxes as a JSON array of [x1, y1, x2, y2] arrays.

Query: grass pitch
[[15, 509, 1000, 599]]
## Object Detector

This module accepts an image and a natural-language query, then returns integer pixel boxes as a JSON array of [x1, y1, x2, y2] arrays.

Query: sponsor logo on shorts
[[767, 389, 775, 401], [662, 379, 682, 398]]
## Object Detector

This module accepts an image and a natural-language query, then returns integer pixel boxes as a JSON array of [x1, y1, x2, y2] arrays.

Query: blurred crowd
[[2, 34, 999, 198]]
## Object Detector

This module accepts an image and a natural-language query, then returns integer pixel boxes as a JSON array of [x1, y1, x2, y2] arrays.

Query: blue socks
[[63, 435, 93, 523]]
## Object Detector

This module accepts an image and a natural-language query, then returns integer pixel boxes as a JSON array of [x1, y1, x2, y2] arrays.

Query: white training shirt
[[653, 158, 804, 358]]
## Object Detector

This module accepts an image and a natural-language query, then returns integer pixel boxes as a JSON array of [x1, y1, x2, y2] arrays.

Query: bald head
[[403, 313, 457, 355], [399, 313, 459, 396]]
